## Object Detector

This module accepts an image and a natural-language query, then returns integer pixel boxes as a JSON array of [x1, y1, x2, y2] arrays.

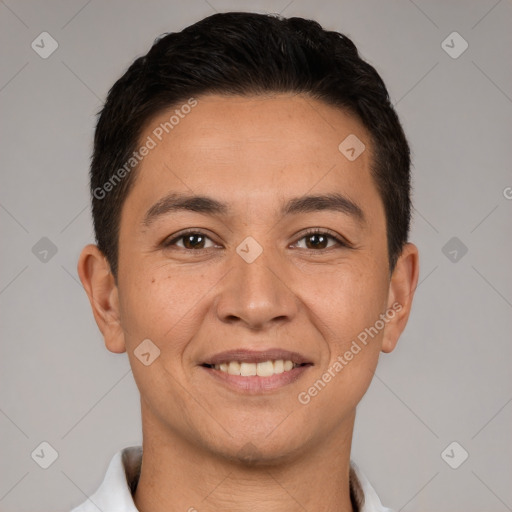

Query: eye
[[292, 229, 348, 250], [162, 228, 349, 252], [163, 230, 218, 250]]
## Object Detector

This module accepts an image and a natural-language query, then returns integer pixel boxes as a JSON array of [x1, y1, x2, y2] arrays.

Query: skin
[[78, 93, 419, 512]]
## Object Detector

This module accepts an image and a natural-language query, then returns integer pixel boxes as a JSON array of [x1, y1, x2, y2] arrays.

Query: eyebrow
[[142, 192, 366, 227]]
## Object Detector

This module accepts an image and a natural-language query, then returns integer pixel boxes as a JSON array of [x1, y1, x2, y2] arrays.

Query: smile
[[200, 349, 313, 393], [204, 359, 304, 377]]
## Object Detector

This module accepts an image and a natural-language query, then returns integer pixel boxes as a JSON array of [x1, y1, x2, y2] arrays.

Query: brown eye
[[164, 231, 217, 250], [293, 230, 346, 251], [304, 233, 329, 250], [182, 233, 206, 249]]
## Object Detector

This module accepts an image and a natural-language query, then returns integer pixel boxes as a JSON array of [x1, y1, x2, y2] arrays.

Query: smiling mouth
[[201, 360, 312, 377]]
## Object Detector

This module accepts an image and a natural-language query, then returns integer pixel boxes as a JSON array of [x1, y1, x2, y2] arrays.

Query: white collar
[[71, 446, 393, 512]]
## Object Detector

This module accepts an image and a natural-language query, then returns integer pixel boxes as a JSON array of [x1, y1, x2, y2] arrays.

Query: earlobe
[[381, 243, 420, 353], [77, 244, 126, 354]]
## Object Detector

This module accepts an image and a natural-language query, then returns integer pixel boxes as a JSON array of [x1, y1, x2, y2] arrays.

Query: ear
[[381, 243, 420, 353], [77, 244, 126, 353]]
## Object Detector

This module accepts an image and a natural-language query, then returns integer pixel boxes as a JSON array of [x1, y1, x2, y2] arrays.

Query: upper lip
[[202, 349, 312, 366]]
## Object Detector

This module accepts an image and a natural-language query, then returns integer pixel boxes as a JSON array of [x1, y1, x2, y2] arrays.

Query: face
[[79, 93, 418, 463]]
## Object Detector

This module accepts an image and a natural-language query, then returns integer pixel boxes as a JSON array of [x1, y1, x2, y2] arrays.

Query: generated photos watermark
[[297, 301, 403, 405], [93, 97, 198, 200]]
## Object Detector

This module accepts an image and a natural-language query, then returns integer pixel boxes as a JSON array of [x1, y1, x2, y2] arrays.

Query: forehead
[[124, 93, 384, 228], [144, 93, 367, 164]]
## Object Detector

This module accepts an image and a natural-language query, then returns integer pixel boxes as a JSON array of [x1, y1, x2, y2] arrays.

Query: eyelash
[[162, 228, 350, 252]]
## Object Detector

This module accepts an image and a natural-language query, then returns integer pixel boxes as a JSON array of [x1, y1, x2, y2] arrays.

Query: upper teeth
[[214, 360, 298, 377]]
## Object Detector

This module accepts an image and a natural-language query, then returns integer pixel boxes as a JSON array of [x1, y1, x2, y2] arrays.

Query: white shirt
[[71, 446, 393, 512]]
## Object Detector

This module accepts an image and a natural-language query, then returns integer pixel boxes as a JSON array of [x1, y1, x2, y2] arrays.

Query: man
[[75, 11, 419, 512]]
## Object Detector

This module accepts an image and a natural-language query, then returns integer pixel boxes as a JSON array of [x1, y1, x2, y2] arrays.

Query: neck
[[134, 406, 358, 512]]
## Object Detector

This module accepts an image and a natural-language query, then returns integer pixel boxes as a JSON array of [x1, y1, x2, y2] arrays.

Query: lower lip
[[200, 365, 312, 393]]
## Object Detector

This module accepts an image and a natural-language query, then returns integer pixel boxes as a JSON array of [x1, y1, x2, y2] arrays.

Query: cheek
[[300, 260, 388, 401], [299, 290, 384, 416], [118, 270, 206, 414], [306, 259, 388, 342], [117, 265, 212, 355]]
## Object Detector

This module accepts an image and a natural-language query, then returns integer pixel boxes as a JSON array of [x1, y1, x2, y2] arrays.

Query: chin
[[204, 429, 309, 468]]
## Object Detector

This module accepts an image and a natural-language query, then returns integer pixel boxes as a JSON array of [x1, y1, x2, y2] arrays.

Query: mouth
[[201, 360, 309, 376], [199, 349, 313, 393]]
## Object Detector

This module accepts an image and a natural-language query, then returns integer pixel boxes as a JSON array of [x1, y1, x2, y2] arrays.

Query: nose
[[214, 244, 299, 331]]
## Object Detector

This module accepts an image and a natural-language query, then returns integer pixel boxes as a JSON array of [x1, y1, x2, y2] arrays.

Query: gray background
[[1, 0, 511, 511]]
